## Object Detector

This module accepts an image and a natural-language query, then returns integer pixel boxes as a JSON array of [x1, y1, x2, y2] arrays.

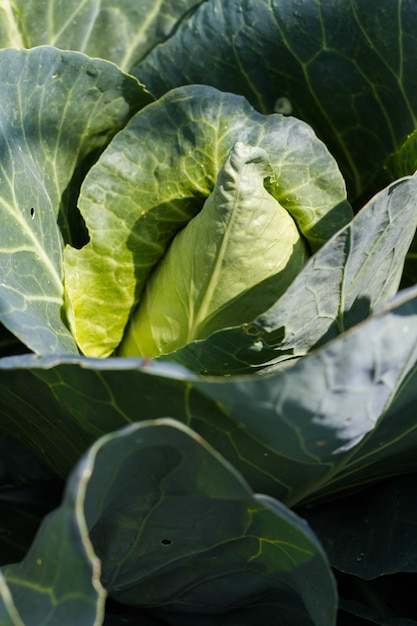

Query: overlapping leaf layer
[[1, 2, 417, 625]]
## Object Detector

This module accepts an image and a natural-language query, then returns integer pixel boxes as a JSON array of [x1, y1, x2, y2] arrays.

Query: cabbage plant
[[1, 2, 417, 626]]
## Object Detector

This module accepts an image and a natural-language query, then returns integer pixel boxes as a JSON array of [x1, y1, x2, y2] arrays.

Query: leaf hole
[[274, 97, 293, 115], [161, 538, 172, 546], [30, 207, 35, 219]]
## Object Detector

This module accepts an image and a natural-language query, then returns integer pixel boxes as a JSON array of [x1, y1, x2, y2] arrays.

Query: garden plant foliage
[[1, 1, 417, 625]]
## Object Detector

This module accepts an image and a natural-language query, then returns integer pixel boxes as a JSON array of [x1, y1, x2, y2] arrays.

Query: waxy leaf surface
[[166, 173, 417, 374], [0, 46, 151, 355], [1, 287, 417, 508], [136, 0, 417, 200], [120, 142, 307, 357], [4, 419, 336, 626], [64, 84, 350, 357], [0, 0, 203, 72]]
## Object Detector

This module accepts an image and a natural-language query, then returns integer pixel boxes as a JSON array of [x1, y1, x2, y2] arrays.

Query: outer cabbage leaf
[[0, 0, 204, 72], [2, 287, 417, 507], [0, 458, 105, 626], [0, 482, 63, 567], [64, 84, 351, 357], [400, 232, 417, 291], [0, 324, 28, 359], [104, 614, 164, 626], [385, 131, 417, 182], [338, 597, 417, 626], [104, 615, 164, 626], [314, 324, 417, 496], [4, 419, 336, 626], [119, 142, 307, 357], [0, 573, 24, 626], [0, 435, 61, 566], [385, 134, 417, 289], [163, 173, 417, 374], [0, 46, 152, 355], [300, 474, 417, 579], [0, 435, 54, 486], [135, 0, 417, 201]]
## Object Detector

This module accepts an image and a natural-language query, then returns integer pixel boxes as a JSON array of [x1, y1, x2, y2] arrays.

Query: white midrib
[[186, 185, 242, 343], [0, 194, 63, 295], [119, 0, 164, 71], [0, 0, 24, 47], [7, 121, 64, 293]]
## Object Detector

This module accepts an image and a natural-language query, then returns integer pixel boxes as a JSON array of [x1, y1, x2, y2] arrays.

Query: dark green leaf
[[385, 130, 417, 181], [337, 573, 417, 625], [0, 482, 63, 566], [135, 0, 417, 200], [300, 475, 417, 578], [0, 0, 204, 72], [385, 134, 417, 289], [1, 463, 105, 626], [0, 435, 55, 486], [2, 287, 417, 507], [0, 325, 28, 359], [0, 436, 61, 565], [104, 602, 166, 625], [30, 419, 336, 625], [400, 232, 417, 290], [319, 330, 417, 495], [0, 47, 152, 355]]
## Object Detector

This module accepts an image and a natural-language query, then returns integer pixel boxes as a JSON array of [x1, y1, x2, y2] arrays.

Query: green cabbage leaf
[[119, 142, 307, 357], [64, 85, 350, 357]]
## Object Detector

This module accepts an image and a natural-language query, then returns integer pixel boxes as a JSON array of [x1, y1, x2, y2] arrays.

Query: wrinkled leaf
[[64, 84, 350, 357], [119, 142, 307, 357], [0, 0, 204, 72], [135, 0, 417, 201], [165, 173, 417, 374], [0, 46, 151, 355]]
